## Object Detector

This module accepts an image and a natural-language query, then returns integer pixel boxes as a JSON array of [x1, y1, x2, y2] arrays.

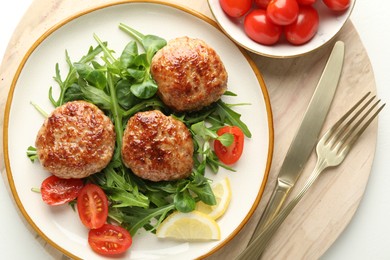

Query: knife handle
[[249, 179, 292, 242]]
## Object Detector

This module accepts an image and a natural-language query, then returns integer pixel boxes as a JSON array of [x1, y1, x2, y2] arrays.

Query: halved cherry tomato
[[244, 9, 282, 45], [40, 175, 84, 206], [322, 0, 350, 11], [77, 184, 108, 229], [219, 0, 252, 18], [255, 0, 271, 9], [284, 6, 319, 45], [266, 0, 299, 26], [214, 126, 245, 165], [88, 224, 132, 255]]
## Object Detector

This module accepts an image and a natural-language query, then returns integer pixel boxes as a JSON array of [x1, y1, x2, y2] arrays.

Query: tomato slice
[[40, 175, 84, 206], [214, 126, 245, 165], [77, 184, 108, 229], [88, 224, 132, 255]]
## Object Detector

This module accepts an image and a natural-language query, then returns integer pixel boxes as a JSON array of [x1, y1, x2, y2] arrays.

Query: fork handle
[[236, 158, 328, 260]]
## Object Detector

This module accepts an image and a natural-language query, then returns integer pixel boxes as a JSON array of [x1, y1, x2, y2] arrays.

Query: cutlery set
[[238, 41, 385, 259]]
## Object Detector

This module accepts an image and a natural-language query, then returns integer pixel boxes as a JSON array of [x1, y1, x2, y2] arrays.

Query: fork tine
[[340, 101, 386, 154], [332, 92, 386, 155], [322, 92, 371, 145], [335, 95, 376, 146]]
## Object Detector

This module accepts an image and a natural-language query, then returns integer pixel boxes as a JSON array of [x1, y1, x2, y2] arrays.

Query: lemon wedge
[[195, 177, 232, 220], [156, 211, 220, 241]]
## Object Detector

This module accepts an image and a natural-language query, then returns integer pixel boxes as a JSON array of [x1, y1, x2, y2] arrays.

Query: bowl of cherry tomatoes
[[207, 0, 355, 58]]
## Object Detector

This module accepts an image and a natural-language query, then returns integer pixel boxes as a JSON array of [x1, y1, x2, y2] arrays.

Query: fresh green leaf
[[174, 189, 196, 213], [116, 79, 137, 110], [216, 100, 252, 138], [191, 121, 218, 140], [217, 133, 234, 147], [107, 187, 149, 208], [143, 34, 167, 62], [74, 62, 107, 89], [26, 146, 38, 162], [130, 79, 158, 99], [79, 81, 111, 110], [118, 24, 167, 61], [120, 41, 138, 68], [108, 204, 175, 236], [63, 83, 83, 103], [189, 183, 216, 206]]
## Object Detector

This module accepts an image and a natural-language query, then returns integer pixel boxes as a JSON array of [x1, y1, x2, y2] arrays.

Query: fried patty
[[121, 110, 194, 182], [35, 100, 115, 179], [151, 36, 228, 112]]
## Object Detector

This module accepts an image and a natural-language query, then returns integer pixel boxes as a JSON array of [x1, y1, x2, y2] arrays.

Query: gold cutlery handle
[[236, 159, 327, 260], [251, 180, 291, 236]]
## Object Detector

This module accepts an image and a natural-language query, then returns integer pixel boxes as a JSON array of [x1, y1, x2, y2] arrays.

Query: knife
[[250, 41, 345, 241]]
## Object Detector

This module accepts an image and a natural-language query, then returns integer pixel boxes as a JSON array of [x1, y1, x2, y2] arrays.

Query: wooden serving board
[[0, 0, 377, 259]]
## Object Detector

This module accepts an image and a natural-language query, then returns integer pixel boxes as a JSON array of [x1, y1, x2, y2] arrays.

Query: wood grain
[[0, 0, 377, 259]]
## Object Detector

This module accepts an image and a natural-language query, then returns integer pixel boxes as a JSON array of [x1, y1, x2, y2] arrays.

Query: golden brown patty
[[151, 36, 228, 112], [35, 100, 115, 179], [121, 110, 194, 182]]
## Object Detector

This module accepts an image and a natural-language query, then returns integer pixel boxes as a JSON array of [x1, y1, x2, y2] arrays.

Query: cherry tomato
[[244, 9, 282, 45], [88, 224, 132, 255], [255, 0, 271, 9], [219, 0, 252, 18], [266, 0, 299, 26], [322, 0, 350, 11], [214, 126, 245, 165], [40, 175, 83, 206], [77, 184, 108, 229], [284, 6, 319, 45], [297, 0, 316, 5]]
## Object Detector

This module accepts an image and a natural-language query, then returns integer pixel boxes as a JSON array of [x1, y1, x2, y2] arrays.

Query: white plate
[[208, 0, 355, 58], [4, 1, 273, 259]]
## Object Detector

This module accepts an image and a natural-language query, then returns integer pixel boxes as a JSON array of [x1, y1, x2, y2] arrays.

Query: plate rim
[[2, 0, 274, 259]]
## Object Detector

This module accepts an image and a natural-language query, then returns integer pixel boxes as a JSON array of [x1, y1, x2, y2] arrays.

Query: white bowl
[[207, 0, 355, 58]]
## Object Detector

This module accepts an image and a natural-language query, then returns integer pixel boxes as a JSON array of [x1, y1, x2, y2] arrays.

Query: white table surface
[[1, 1, 389, 259]]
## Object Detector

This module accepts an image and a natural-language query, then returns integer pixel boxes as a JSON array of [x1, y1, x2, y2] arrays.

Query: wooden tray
[[0, 0, 377, 259]]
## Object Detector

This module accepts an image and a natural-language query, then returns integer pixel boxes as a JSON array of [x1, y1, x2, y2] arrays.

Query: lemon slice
[[156, 211, 220, 241], [195, 177, 232, 220]]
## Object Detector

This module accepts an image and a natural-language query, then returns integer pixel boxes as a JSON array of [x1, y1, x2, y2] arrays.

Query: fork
[[236, 92, 385, 260]]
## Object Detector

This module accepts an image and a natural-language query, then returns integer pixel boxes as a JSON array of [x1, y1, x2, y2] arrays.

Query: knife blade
[[250, 41, 345, 241]]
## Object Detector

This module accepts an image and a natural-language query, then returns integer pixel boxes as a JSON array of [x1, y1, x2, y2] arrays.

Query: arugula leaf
[[49, 45, 104, 107], [216, 100, 252, 138], [109, 204, 175, 236]]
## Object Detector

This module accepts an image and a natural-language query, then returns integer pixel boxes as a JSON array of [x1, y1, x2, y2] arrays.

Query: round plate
[[207, 0, 355, 58], [3, 1, 273, 259]]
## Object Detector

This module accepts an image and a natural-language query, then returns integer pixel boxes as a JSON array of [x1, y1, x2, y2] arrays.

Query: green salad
[[27, 23, 251, 237]]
